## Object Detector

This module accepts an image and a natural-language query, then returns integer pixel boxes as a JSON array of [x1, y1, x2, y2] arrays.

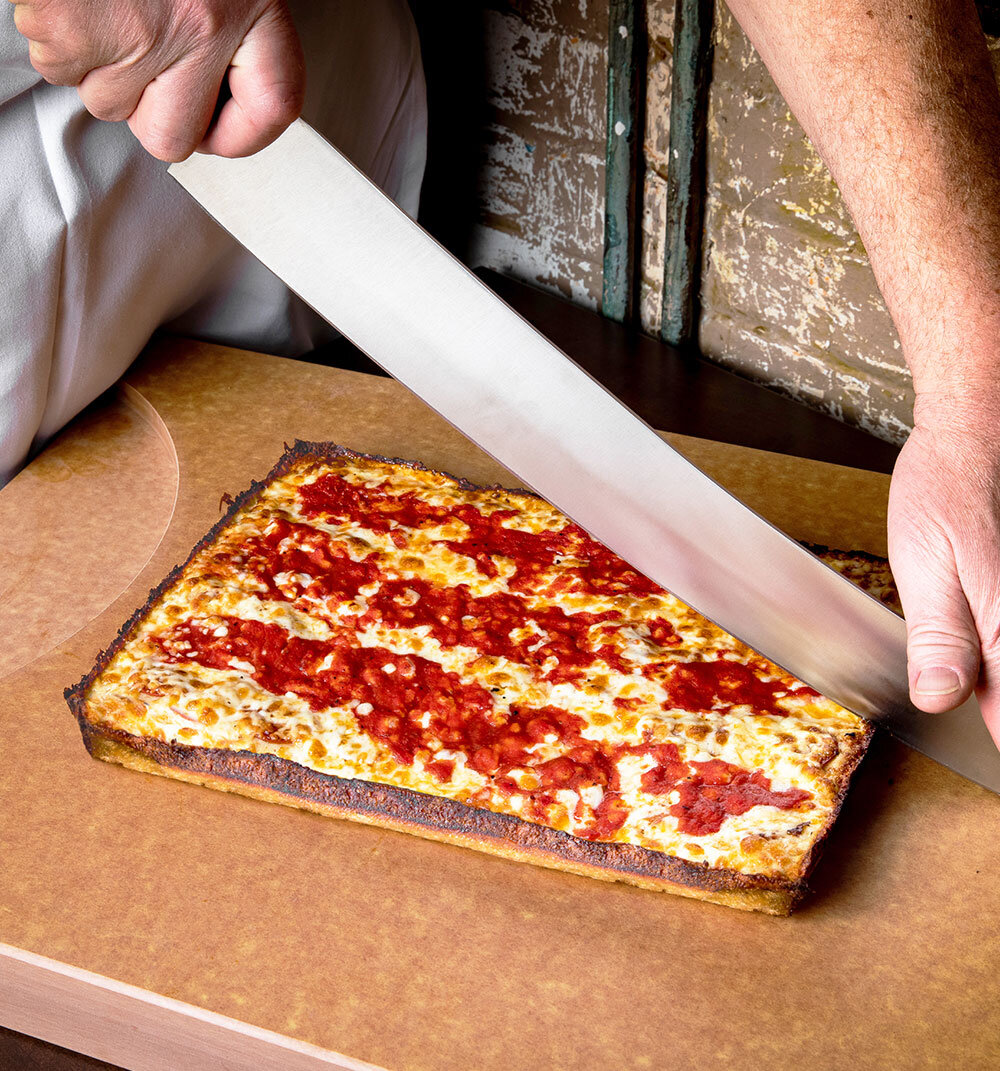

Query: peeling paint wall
[[697, 6, 913, 443], [467, 1, 609, 307], [639, 2, 673, 334], [639, 4, 920, 443], [464, 0, 663, 320]]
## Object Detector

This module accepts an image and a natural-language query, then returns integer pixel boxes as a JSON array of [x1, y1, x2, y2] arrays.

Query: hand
[[10, 0, 305, 161], [887, 396, 1000, 747]]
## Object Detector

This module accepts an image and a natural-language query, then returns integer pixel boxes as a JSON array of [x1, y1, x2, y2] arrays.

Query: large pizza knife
[[169, 119, 1000, 793]]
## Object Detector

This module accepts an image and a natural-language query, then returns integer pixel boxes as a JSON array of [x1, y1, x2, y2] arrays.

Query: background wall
[[414, 1, 609, 308], [639, 2, 674, 332], [697, 6, 911, 443], [412, 2, 1000, 445]]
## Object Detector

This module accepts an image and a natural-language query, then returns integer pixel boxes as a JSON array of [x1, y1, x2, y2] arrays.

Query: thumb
[[890, 532, 981, 713], [198, 6, 304, 159]]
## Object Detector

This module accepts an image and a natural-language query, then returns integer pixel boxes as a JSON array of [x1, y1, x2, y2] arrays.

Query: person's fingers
[[977, 666, 1000, 750], [889, 522, 982, 714], [76, 50, 162, 122], [13, 0, 301, 158], [126, 55, 230, 161], [24, 34, 94, 86], [197, 6, 304, 158], [10, 2, 42, 39], [11, 1, 65, 49], [970, 577, 1000, 747]]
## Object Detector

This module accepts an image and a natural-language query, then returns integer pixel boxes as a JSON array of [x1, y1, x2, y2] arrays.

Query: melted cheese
[[84, 451, 881, 882]]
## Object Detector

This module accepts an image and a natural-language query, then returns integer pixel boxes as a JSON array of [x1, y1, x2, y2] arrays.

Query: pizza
[[66, 442, 888, 915]]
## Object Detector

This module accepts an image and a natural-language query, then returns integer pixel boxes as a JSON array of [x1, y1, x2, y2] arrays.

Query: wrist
[[912, 374, 1000, 433], [903, 326, 1000, 431], [892, 296, 1000, 425]]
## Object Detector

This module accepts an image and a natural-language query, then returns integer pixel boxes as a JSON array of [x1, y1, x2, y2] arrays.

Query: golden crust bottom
[[77, 720, 822, 916]]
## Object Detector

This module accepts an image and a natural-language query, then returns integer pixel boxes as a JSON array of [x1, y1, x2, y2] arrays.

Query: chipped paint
[[467, 3, 608, 308], [466, 0, 928, 442], [638, 0, 674, 333]]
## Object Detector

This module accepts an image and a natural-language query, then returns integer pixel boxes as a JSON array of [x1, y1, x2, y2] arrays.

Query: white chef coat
[[0, 0, 427, 485]]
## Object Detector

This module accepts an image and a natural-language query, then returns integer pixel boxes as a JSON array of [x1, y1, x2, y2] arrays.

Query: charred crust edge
[[75, 721, 799, 896], [788, 720, 876, 886]]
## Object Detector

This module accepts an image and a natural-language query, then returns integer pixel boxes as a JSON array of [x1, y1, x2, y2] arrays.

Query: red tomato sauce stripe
[[297, 472, 662, 596], [224, 516, 632, 684], [220, 516, 816, 715], [154, 616, 812, 837], [296, 474, 820, 707]]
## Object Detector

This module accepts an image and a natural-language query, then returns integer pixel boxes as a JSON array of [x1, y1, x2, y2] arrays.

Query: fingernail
[[915, 667, 961, 696]]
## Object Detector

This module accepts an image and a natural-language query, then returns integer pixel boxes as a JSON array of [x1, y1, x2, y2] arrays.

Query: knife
[[169, 119, 1000, 793]]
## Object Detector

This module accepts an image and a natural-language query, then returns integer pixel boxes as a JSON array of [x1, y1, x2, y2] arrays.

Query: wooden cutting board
[[2, 337, 998, 1071]]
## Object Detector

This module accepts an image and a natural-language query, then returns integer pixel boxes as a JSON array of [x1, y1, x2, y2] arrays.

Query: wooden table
[[8, 275, 998, 1071]]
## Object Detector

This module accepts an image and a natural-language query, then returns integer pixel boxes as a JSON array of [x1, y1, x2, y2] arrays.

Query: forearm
[[725, 0, 1000, 419]]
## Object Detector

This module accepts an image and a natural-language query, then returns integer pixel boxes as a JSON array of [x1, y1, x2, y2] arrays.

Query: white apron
[[0, 1, 427, 484]]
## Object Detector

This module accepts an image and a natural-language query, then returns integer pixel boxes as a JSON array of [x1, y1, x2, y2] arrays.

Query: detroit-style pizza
[[66, 442, 886, 914]]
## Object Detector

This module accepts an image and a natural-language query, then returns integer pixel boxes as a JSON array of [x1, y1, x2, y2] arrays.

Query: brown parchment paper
[[2, 338, 998, 1071]]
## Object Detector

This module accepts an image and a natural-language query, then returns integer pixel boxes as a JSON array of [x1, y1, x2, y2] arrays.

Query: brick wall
[[467, 1, 609, 308], [639, 2, 674, 332], [696, 6, 912, 443]]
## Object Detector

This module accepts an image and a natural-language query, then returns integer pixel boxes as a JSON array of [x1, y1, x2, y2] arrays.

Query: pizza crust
[[78, 723, 831, 915]]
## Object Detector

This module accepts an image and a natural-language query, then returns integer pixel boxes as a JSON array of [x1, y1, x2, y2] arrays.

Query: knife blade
[[169, 119, 1000, 793]]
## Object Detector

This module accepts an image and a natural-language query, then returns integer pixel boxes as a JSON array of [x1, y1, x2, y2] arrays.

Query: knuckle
[[906, 628, 980, 683], [12, 5, 40, 40], [252, 80, 304, 131], [906, 627, 979, 663], [906, 620, 979, 648], [28, 48, 68, 84], [13, 0, 62, 42], [111, 49, 153, 81], [83, 96, 132, 123], [257, 95, 295, 128], [26, 32, 92, 86], [171, 0, 227, 46], [78, 71, 143, 124]]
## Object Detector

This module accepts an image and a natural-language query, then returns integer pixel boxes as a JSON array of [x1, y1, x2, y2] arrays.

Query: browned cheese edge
[[77, 723, 801, 915]]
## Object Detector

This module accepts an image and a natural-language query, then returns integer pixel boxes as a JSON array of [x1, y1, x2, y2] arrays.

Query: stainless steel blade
[[169, 119, 1000, 792]]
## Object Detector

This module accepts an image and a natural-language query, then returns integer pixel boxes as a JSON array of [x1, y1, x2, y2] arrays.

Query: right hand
[[10, 0, 305, 161], [887, 389, 1000, 750]]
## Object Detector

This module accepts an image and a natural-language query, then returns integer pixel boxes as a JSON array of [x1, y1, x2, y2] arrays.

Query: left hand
[[887, 393, 1000, 747]]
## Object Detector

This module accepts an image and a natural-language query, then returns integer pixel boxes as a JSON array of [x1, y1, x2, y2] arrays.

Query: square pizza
[[66, 442, 889, 914]]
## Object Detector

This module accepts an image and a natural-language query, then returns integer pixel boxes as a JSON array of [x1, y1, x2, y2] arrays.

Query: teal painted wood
[[661, 0, 714, 346], [602, 0, 643, 324]]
